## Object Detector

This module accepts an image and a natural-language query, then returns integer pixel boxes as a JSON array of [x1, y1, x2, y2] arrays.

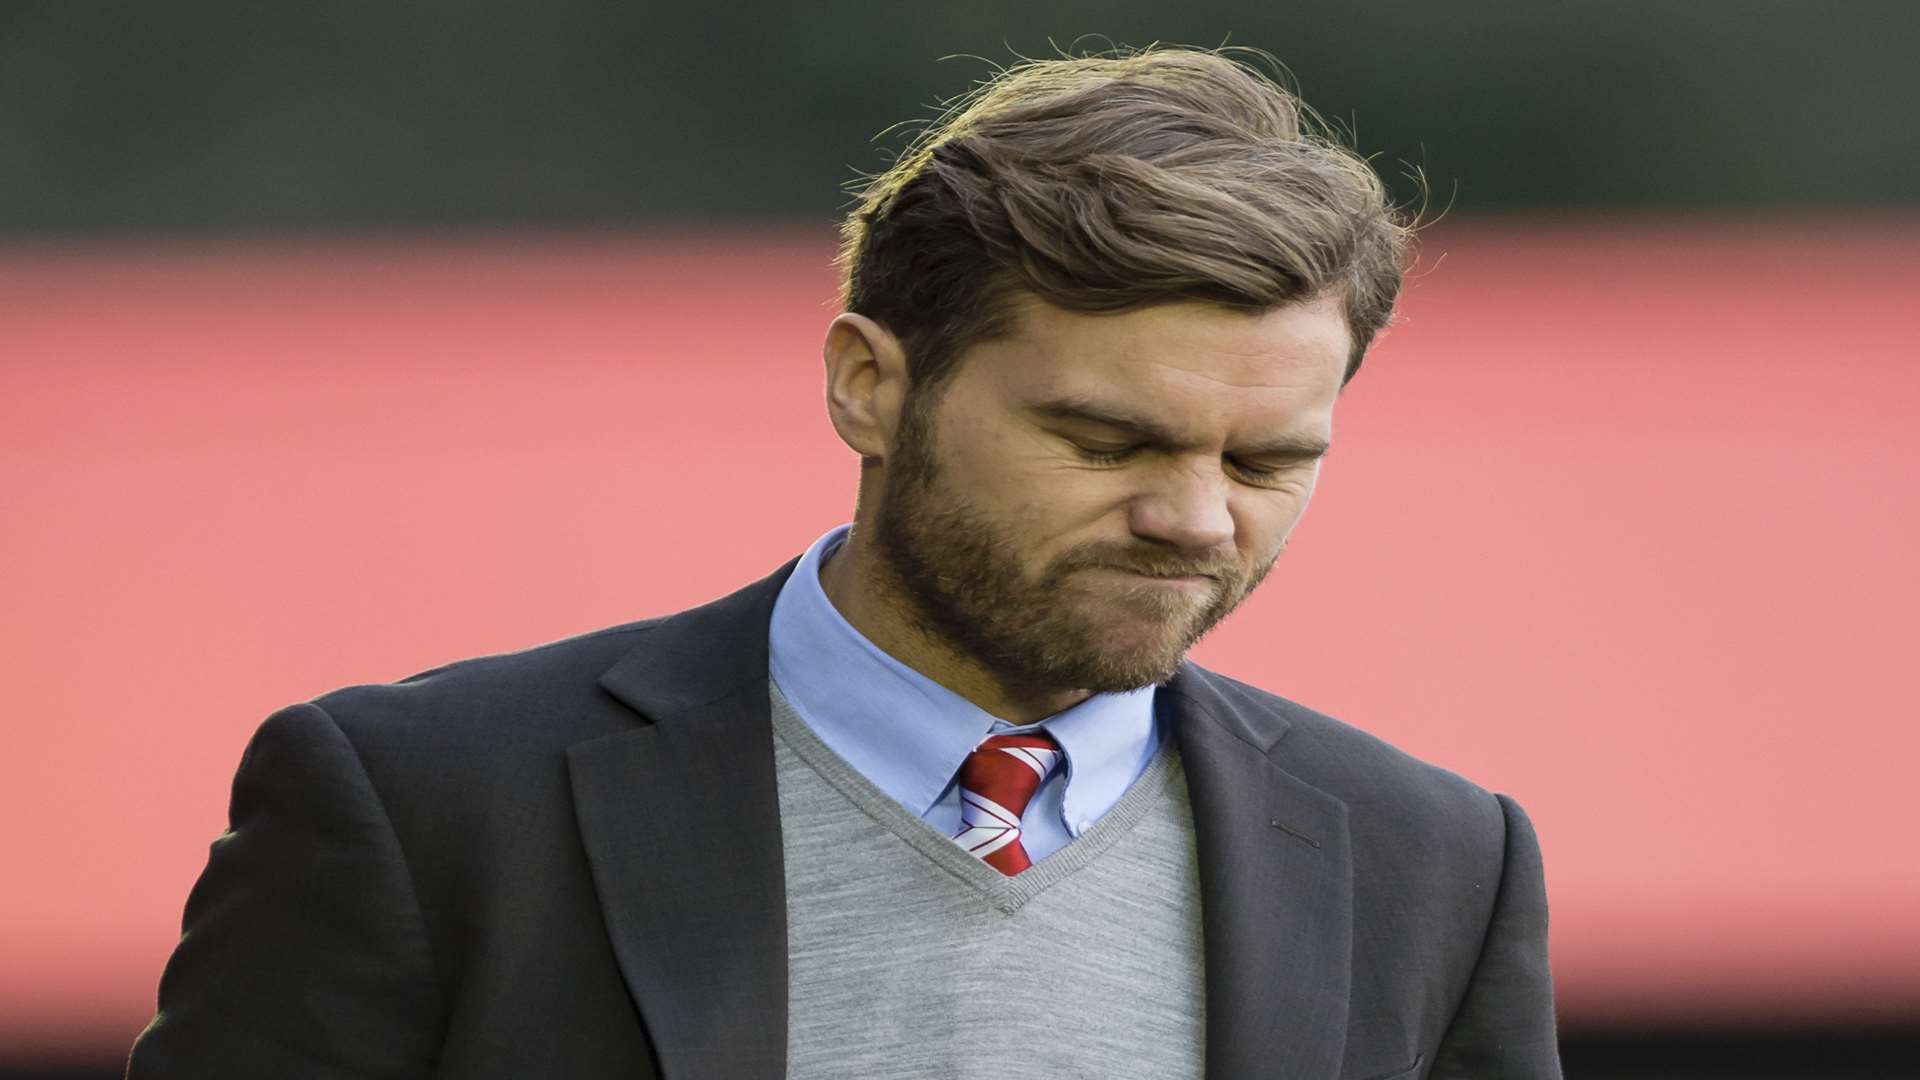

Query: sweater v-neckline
[[769, 679, 1184, 914]]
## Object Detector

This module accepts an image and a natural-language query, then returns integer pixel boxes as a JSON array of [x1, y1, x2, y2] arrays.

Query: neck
[[818, 528, 1091, 724]]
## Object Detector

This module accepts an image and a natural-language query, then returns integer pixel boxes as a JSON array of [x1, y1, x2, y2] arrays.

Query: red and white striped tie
[[952, 732, 1064, 876]]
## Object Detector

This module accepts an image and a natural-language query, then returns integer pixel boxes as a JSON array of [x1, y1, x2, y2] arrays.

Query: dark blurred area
[[5, 2, 1915, 1076], [0, 0, 1915, 236]]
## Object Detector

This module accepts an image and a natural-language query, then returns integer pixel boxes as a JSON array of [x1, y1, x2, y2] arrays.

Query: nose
[[1125, 462, 1236, 555]]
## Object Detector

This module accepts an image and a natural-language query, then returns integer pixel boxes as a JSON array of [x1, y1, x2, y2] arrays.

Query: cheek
[[968, 469, 1135, 571], [1000, 476, 1118, 544], [946, 428, 1121, 519], [1235, 483, 1317, 552], [1027, 468, 1143, 532]]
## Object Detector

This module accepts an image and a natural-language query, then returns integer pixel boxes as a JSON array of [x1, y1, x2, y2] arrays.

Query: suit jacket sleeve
[[1428, 793, 1563, 1079], [127, 702, 444, 1078]]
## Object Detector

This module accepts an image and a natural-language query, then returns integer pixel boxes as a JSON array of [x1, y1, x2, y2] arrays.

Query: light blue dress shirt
[[767, 524, 1162, 862]]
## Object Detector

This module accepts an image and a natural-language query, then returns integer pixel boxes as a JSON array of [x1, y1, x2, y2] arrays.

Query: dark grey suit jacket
[[129, 556, 1562, 1079]]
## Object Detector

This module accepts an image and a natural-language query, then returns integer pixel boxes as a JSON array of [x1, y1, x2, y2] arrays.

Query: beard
[[867, 400, 1280, 700]]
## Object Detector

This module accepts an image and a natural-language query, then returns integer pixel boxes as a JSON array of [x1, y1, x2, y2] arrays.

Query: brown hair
[[837, 45, 1415, 403]]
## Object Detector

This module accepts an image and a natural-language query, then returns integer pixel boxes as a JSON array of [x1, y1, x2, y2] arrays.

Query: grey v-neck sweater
[[769, 679, 1208, 1079]]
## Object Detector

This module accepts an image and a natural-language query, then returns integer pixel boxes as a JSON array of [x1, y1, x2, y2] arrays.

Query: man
[[130, 46, 1561, 1079]]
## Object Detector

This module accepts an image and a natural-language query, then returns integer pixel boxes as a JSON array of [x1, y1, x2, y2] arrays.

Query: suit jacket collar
[[1165, 665, 1355, 1079], [571, 557, 1354, 1080], [594, 556, 798, 721]]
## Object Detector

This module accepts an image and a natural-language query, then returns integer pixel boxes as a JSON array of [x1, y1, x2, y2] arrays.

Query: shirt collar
[[767, 523, 1159, 823]]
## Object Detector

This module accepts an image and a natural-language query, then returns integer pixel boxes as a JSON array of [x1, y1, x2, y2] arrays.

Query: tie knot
[[960, 732, 1063, 810], [953, 731, 1064, 876]]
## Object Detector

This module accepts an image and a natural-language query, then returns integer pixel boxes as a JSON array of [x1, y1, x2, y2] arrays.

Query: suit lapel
[[568, 559, 800, 1080], [1167, 665, 1354, 1080]]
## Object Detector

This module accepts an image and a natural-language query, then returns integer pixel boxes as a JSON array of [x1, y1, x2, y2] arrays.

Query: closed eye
[[1073, 442, 1317, 487], [1070, 442, 1141, 465], [1231, 455, 1324, 486]]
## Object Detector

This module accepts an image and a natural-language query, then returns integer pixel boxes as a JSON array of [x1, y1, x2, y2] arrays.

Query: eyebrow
[[1027, 396, 1332, 459]]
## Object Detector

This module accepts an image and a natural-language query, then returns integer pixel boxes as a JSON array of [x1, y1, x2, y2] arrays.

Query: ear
[[823, 312, 910, 461]]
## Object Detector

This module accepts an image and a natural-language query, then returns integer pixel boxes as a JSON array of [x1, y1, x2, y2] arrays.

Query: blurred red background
[[3, 218, 1916, 1062]]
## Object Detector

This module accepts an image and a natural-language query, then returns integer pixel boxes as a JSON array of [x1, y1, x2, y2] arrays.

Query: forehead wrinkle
[[1086, 332, 1339, 396], [1150, 361, 1314, 392]]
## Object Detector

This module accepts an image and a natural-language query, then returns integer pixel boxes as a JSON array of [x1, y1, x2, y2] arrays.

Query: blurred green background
[[1, 0, 1914, 235]]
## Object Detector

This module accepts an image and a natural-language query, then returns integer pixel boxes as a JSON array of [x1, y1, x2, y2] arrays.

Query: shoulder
[[304, 558, 798, 748], [233, 616, 688, 863], [301, 615, 669, 758], [1180, 667, 1510, 850]]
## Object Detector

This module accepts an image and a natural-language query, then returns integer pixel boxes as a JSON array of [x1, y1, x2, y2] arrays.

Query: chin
[[1059, 631, 1192, 691], [1071, 654, 1187, 695]]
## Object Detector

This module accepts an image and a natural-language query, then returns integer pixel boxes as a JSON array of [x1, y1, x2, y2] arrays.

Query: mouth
[[1097, 567, 1219, 590]]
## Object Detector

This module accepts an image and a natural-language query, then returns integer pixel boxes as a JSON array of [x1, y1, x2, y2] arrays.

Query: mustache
[[1055, 546, 1240, 580]]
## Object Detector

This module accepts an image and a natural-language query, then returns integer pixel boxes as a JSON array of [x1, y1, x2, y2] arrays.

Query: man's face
[[869, 293, 1351, 698]]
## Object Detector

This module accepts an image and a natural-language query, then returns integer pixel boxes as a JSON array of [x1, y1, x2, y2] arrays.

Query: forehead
[[968, 294, 1351, 434]]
